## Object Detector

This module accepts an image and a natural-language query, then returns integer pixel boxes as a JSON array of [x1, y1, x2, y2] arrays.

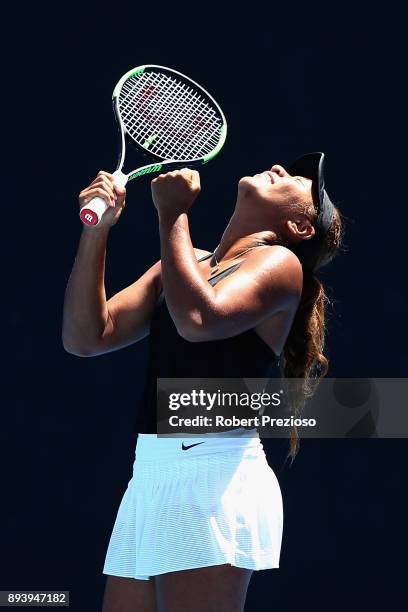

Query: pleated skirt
[[102, 428, 284, 580]]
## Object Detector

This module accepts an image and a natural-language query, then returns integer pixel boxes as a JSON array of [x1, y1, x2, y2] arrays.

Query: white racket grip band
[[79, 170, 128, 226], [112, 169, 128, 188], [79, 196, 108, 226]]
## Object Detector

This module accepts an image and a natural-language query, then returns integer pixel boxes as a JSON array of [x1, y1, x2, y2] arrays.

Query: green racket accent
[[143, 135, 157, 149], [112, 66, 146, 99], [202, 124, 227, 164], [129, 164, 162, 180]]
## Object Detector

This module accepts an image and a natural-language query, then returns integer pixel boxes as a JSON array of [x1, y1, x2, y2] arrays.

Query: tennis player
[[62, 152, 343, 612]]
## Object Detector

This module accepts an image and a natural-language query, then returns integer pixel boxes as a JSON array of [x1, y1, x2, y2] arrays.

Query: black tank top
[[133, 252, 281, 434]]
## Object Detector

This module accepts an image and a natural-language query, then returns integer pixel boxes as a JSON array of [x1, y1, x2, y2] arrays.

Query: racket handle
[[79, 197, 108, 226], [79, 170, 128, 226]]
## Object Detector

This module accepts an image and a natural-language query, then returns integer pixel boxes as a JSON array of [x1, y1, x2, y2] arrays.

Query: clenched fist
[[79, 171, 126, 230], [151, 169, 201, 217]]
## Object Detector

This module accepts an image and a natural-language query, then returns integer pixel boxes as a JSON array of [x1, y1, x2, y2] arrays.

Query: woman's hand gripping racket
[[79, 64, 227, 226]]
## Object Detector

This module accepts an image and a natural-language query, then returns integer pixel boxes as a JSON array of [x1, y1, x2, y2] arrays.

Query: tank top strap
[[197, 252, 213, 262], [197, 251, 244, 285], [207, 262, 242, 285], [157, 254, 243, 299]]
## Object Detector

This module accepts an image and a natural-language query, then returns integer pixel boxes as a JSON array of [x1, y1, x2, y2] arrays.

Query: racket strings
[[120, 73, 208, 133], [121, 73, 219, 157], [118, 71, 223, 160], [122, 75, 192, 148]]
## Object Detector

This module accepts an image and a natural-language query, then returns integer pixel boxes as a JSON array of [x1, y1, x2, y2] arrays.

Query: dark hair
[[281, 199, 345, 464]]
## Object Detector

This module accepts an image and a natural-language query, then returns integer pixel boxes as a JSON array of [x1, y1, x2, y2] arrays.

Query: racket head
[[112, 65, 227, 179]]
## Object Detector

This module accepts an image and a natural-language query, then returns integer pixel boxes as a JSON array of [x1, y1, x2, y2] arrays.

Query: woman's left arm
[[152, 169, 303, 342]]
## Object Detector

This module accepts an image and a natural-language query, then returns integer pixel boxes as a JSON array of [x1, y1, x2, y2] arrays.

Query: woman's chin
[[238, 176, 257, 194]]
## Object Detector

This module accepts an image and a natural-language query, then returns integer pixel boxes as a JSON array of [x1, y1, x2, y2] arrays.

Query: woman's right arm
[[62, 171, 161, 357]]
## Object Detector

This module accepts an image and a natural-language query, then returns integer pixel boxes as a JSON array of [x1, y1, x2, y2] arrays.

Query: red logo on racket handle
[[80, 208, 99, 225], [79, 195, 109, 225]]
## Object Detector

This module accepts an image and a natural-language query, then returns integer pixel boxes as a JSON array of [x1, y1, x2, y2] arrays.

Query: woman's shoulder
[[238, 244, 303, 301], [240, 244, 302, 272]]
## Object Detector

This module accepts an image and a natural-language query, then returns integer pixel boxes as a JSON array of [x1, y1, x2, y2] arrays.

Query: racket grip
[[79, 170, 128, 226], [79, 197, 108, 226]]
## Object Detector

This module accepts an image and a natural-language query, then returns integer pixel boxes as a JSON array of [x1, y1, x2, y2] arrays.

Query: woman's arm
[[62, 171, 160, 357], [152, 170, 303, 342], [62, 228, 163, 356], [62, 170, 211, 357], [160, 212, 302, 342]]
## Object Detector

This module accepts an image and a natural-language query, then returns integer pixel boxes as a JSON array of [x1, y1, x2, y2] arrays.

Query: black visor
[[287, 152, 334, 235]]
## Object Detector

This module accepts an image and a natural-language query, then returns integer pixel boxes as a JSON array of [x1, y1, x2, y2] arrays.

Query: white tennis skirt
[[102, 428, 284, 580]]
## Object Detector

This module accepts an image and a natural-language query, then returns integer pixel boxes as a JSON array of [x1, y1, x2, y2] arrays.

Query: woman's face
[[238, 164, 313, 212]]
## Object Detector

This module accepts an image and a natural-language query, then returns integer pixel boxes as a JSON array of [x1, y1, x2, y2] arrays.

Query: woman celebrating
[[63, 152, 343, 612]]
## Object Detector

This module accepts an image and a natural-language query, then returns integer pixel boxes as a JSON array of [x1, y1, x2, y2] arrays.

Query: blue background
[[3, 4, 406, 610]]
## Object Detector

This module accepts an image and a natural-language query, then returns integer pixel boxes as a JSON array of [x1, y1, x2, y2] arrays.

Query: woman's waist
[[134, 427, 263, 461]]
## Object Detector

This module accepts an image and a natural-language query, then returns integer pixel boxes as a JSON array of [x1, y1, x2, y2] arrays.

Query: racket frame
[[111, 64, 227, 180], [79, 64, 227, 225]]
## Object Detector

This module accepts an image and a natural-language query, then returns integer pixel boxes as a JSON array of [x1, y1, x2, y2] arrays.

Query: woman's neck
[[214, 230, 278, 264]]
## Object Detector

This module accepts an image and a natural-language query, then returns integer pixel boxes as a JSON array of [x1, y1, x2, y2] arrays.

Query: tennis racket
[[79, 64, 227, 226]]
